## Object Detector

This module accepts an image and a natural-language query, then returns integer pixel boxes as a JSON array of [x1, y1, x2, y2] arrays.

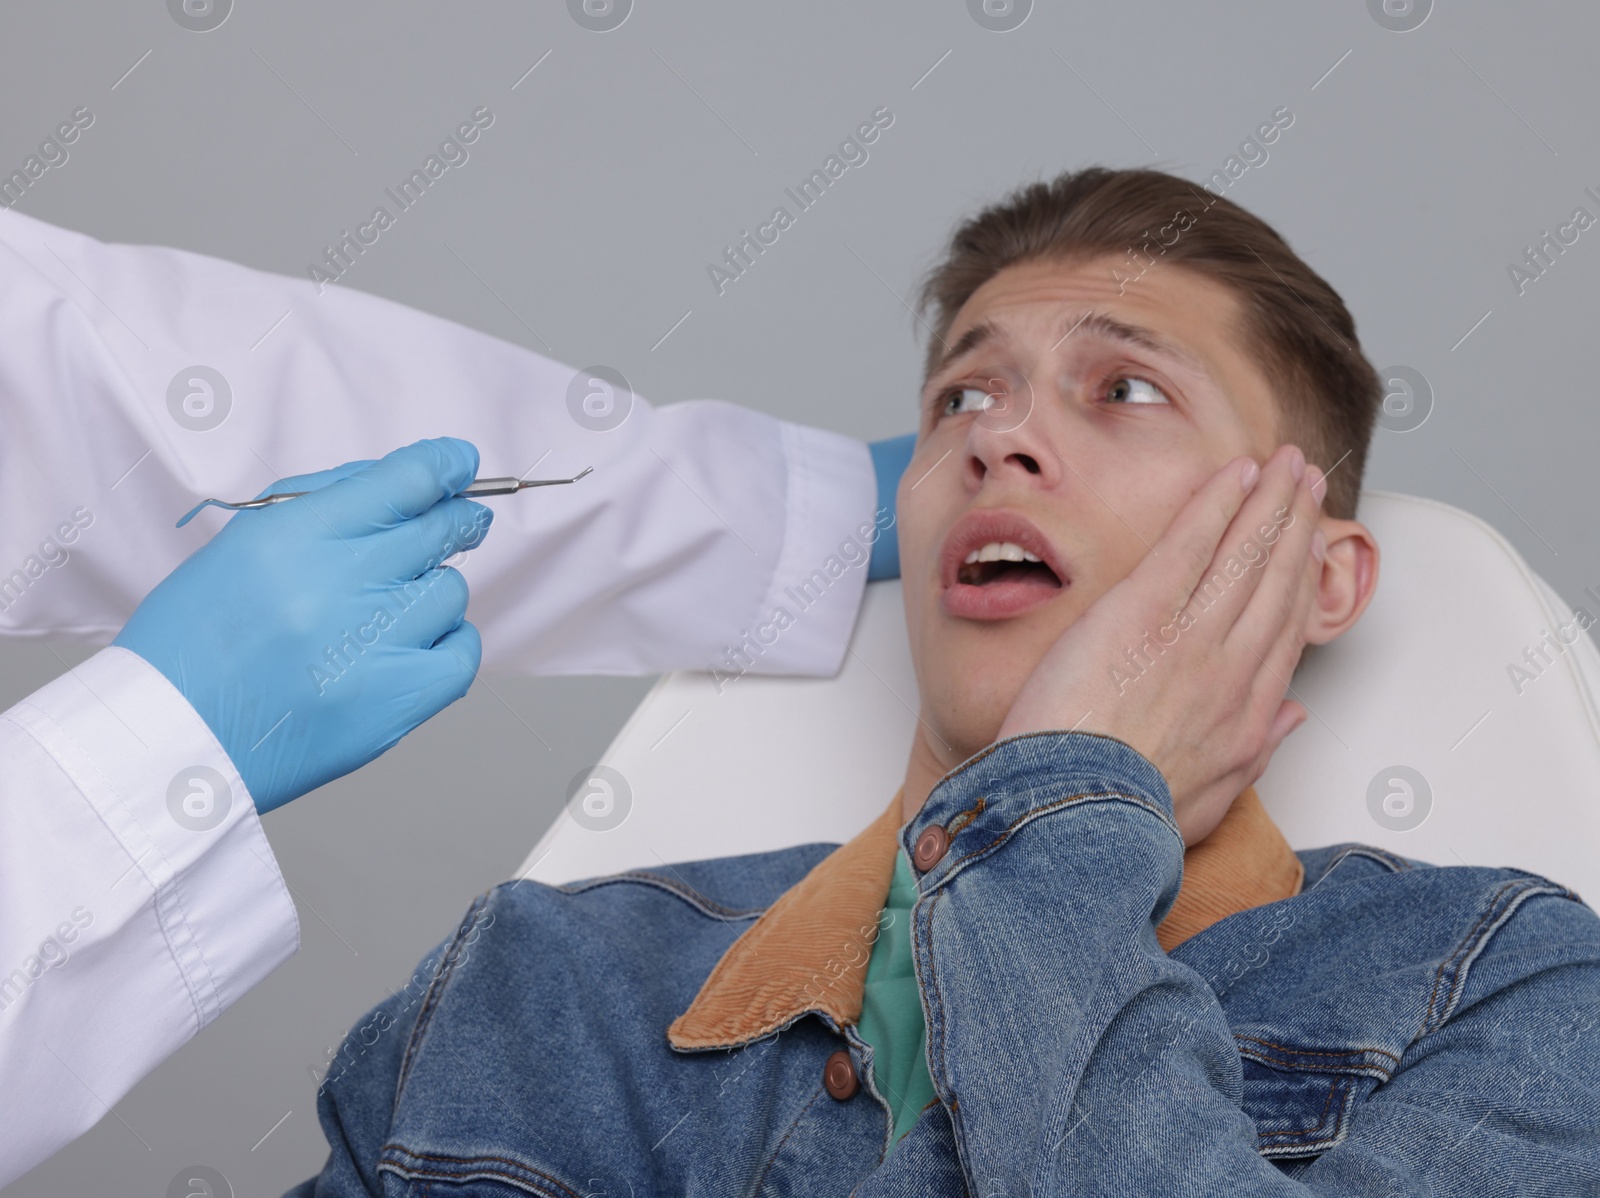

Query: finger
[[1136, 454, 1262, 615], [371, 622, 482, 754], [1247, 517, 1325, 718], [420, 620, 482, 707], [307, 437, 481, 536], [386, 565, 472, 650], [251, 459, 379, 501], [1184, 443, 1304, 634], [370, 496, 494, 581], [1228, 455, 1322, 658]]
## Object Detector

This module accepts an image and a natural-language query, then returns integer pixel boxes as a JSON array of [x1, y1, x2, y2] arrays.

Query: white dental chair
[[518, 492, 1600, 901]]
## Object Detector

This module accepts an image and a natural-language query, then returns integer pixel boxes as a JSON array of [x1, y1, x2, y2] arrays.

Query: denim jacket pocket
[[1233, 1034, 1398, 1159], [378, 1142, 590, 1198]]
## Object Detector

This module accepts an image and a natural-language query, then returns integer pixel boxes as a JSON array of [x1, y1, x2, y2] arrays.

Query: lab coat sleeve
[[0, 645, 297, 1189], [0, 208, 877, 676]]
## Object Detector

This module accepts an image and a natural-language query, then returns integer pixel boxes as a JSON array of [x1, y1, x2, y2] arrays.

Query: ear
[[1304, 517, 1379, 646]]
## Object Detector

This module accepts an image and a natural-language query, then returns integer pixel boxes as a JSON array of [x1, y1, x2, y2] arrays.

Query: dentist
[[0, 208, 913, 1184]]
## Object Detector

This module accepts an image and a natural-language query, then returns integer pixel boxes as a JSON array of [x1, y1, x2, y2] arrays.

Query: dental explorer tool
[[174, 466, 594, 528]]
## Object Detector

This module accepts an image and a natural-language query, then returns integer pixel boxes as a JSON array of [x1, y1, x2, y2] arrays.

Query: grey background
[[2, 0, 1595, 1192]]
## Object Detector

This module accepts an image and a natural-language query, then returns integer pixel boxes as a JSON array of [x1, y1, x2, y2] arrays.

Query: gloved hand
[[868, 433, 915, 580], [114, 438, 493, 815]]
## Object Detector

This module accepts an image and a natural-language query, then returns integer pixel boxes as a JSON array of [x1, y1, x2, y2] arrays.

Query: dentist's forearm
[[0, 209, 890, 677]]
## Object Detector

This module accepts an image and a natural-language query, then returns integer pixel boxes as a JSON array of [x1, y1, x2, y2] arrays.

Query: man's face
[[899, 254, 1284, 764]]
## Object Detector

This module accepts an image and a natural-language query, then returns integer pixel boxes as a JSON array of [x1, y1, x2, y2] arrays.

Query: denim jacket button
[[823, 1050, 859, 1101], [912, 825, 950, 872]]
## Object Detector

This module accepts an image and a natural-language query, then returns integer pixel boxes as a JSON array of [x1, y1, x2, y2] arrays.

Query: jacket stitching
[[554, 870, 775, 920], [921, 887, 948, 1094], [1423, 878, 1521, 1030], [1235, 1049, 1394, 1083], [1254, 1073, 1353, 1146], [1255, 1071, 1340, 1139], [919, 885, 966, 1156], [394, 891, 490, 1105], [378, 1144, 584, 1198], [1421, 878, 1572, 1034], [1232, 1034, 1399, 1066], [943, 789, 1178, 877], [933, 729, 1133, 788], [1321, 844, 1412, 877], [750, 1082, 832, 1191], [946, 796, 987, 838]]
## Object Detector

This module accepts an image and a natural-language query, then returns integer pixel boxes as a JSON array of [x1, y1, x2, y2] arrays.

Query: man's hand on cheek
[[996, 444, 1327, 845]]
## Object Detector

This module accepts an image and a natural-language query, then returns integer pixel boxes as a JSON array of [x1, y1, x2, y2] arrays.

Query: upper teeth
[[964, 541, 1041, 565]]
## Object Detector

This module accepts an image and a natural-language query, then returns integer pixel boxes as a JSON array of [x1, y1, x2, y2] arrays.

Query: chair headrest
[[520, 492, 1600, 901]]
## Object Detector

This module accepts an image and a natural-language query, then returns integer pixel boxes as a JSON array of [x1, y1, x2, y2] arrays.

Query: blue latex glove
[[867, 433, 915, 580], [114, 438, 493, 815]]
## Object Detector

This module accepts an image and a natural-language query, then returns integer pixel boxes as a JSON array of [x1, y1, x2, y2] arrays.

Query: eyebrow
[[926, 309, 1209, 382]]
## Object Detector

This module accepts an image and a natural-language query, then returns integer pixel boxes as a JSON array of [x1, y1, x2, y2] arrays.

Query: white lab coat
[[0, 209, 877, 1184]]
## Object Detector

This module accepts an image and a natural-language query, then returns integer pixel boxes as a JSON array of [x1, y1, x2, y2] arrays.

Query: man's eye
[[1104, 376, 1169, 405], [940, 386, 994, 416]]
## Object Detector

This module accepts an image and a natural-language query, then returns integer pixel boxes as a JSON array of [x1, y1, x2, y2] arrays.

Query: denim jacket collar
[[667, 783, 1304, 1052]]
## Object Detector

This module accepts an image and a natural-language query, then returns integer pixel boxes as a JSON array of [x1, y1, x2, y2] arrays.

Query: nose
[[961, 379, 1062, 493]]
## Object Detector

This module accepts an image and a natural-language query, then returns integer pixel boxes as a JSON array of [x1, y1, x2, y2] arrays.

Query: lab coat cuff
[[6, 646, 300, 1030], [751, 423, 877, 676]]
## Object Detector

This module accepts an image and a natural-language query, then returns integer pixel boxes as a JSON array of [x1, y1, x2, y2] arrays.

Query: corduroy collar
[[667, 785, 1304, 1051]]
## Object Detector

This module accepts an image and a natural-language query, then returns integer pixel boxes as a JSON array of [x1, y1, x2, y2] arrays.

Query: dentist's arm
[[0, 208, 907, 677], [0, 439, 490, 1187]]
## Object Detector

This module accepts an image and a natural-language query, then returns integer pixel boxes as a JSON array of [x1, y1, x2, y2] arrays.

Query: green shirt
[[856, 848, 937, 1152]]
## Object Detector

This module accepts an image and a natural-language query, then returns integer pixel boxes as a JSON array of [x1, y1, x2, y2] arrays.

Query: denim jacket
[[288, 732, 1600, 1196]]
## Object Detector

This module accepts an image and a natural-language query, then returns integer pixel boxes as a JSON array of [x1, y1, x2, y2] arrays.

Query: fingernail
[[1240, 458, 1261, 490], [1289, 446, 1306, 482], [1311, 528, 1327, 562], [1309, 466, 1327, 506]]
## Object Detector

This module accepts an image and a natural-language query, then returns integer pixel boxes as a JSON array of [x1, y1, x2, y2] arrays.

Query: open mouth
[[956, 541, 1064, 588], [940, 514, 1068, 620]]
